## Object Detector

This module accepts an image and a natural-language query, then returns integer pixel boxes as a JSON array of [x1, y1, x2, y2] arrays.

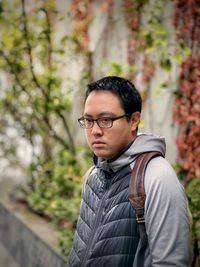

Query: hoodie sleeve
[[144, 156, 191, 267]]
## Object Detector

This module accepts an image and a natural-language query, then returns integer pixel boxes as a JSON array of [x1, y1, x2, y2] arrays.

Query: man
[[67, 76, 190, 266]]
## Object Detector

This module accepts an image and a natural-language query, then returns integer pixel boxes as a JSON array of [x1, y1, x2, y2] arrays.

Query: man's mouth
[[92, 141, 106, 148]]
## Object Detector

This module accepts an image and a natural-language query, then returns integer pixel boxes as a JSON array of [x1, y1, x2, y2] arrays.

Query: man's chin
[[93, 150, 113, 160]]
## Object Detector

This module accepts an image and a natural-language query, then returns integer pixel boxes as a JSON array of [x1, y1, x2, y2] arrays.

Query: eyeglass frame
[[78, 114, 130, 129]]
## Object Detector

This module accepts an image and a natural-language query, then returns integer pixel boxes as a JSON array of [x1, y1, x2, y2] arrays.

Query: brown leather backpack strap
[[129, 151, 163, 266], [129, 151, 163, 221]]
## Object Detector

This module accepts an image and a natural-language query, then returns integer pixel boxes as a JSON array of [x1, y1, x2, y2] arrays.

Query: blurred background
[[0, 0, 199, 266]]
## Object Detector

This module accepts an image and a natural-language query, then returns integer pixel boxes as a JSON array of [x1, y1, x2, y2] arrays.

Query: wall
[[72, 0, 179, 163]]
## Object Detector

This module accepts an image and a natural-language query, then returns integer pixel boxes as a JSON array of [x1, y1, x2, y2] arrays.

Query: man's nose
[[91, 121, 103, 135]]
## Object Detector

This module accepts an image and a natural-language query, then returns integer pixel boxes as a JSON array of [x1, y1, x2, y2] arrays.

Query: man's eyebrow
[[83, 113, 92, 117], [83, 112, 116, 117]]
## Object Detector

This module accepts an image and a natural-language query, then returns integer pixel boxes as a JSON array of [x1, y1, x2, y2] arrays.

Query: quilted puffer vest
[[68, 164, 140, 267]]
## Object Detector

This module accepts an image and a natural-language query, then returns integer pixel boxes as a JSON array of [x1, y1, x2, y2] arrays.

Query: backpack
[[128, 151, 197, 267], [129, 151, 163, 267]]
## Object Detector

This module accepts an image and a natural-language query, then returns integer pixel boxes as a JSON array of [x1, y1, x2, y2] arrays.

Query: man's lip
[[92, 141, 105, 145]]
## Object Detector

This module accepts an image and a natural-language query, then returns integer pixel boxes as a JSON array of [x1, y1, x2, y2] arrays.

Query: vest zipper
[[81, 179, 112, 267]]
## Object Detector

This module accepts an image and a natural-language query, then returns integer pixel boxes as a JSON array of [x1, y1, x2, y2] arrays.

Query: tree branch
[[57, 110, 76, 155], [0, 50, 32, 100], [21, 0, 48, 99], [43, 115, 71, 150], [42, 7, 52, 67], [20, 0, 76, 154]]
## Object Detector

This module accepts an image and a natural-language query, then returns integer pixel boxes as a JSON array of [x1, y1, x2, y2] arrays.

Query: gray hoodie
[[68, 133, 191, 267], [96, 133, 190, 266]]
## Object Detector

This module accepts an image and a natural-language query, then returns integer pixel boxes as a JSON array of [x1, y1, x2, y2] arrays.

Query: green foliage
[[59, 228, 75, 260], [141, 0, 171, 70], [0, 0, 77, 161], [26, 145, 91, 258], [0, 0, 91, 259], [27, 149, 83, 224], [108, 62, 124, 76], [141, 0, 191, 71], [100, 61, 133, 78], [186, 177, 200, 247]]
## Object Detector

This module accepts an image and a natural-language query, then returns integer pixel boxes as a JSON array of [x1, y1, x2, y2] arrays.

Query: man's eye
[[85, 118, 93, 123], [101, 118, 111, 123]]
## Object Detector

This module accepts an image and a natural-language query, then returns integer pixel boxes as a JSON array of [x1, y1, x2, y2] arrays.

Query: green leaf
[[2, 31, 14, 49], [173, 51, 184, 64], [160, 58, 172, 71], [144, 32, 154, 47], [183, 47, 191, 56]]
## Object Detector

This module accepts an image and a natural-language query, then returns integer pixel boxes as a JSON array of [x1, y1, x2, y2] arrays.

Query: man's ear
[[130, 112, 141, 131]]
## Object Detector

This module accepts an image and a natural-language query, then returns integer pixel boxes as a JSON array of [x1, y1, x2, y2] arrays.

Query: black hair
[[85, 76, 142, 117]]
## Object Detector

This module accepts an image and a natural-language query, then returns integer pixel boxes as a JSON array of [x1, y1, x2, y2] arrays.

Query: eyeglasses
[[78, 114, 129, 129]]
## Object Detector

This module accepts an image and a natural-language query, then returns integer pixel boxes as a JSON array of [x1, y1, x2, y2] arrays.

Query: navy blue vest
[[68, 165, 140, 267]]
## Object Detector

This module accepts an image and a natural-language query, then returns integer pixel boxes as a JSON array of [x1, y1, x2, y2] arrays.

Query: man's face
[[83, 90, 139, 160]]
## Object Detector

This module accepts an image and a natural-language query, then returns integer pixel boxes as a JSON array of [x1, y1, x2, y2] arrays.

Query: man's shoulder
[[145, 156, 178, 182], [144, 156, 185, 199]]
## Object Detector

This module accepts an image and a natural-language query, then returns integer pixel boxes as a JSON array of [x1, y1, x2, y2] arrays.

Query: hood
[[95, 133, 166, 173]]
